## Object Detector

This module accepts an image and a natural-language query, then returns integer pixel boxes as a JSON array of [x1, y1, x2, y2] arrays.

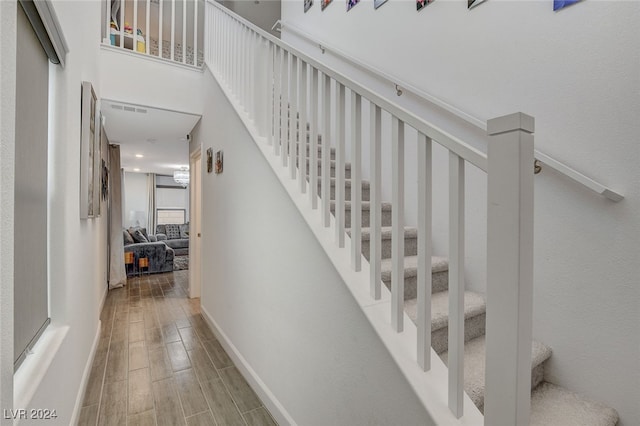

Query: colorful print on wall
[[468, 0, 488, 9], [321, 0, 332, 11], [417, 0, 434, 12], [304, 0, 313, 12], [374, 0, 388, 9], [554, 0, 581, 11], [347, 0, 360, 11]]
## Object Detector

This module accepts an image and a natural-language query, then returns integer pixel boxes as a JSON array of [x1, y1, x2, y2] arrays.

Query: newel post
[[484, 112, 535, 426]]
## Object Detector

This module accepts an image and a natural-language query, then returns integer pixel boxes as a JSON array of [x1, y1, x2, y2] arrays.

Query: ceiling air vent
[[136, 108, 147, 114], [123, 106, 136, 112], [111, 104, 123, 110]]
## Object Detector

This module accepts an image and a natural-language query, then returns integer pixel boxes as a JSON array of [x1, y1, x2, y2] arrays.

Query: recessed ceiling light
[[133, 168, 140, 172], [135, 154, 144, 158]]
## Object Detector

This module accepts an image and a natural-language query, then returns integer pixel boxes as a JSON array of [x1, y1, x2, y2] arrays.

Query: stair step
[[330, 200, 392, 228], [530, 382, 619, 426], [353, 226, 417, 260], [439, 335, 552, 413], [302, 159, 351, 179], [405, 291, 487, 354], [319, 177, 371, 202], [379, 255, 449, 299], [294, 144, 335, 161]]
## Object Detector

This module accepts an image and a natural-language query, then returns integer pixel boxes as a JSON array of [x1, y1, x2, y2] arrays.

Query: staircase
[[204, 1, 621, 423], [299, 137, 619, 426]]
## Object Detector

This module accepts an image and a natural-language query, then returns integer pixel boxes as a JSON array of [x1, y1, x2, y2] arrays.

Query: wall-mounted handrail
[[275, 20, 624, 203]]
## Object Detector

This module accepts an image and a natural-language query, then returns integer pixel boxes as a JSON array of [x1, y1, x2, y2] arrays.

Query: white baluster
[[484, 112, 535, 426], [448, 152, 465, 419], [171, 0, 175, 61], [321, 74, 331, 227], [370, 104, 382, 300], [266, 42, 274, 144], [105, 0, 111, 43], [417, 132, 433, 371], [298, 61, 308, 194], [182, 0, 187, 64], [391, 116, 405, 332], [289, 56, 298, 180], [335, 83, 346, 247], [193, 0, 198, 65], [133, 0, 138, 53], [145, 0, 150, 55], [273, 47, 282, 156], [119, 0, 124, 48], [281, 51, 289, 167], [310, 68, 319, 209], [350, 92, 362, 271]]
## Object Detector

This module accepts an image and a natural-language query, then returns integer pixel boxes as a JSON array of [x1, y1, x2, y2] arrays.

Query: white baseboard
[[69, 320, 101, 426], [200, 306, 297, 426]]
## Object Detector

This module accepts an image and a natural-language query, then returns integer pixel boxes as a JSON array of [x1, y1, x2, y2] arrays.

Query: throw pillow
[[148, 234, 157, 242], [156, 224, 166, 235], [123, 229, 135, 245], [179, 224, 189, 239], [132, 229, 148, 243], [165, 224, 181, 240]]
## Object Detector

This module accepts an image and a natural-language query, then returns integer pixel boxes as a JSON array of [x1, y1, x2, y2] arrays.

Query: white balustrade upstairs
[[103, 0, 204, 68], [203, 2, 535, 425]]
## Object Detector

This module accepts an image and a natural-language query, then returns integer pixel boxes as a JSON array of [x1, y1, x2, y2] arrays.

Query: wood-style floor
[[78, 270, 277, 426]]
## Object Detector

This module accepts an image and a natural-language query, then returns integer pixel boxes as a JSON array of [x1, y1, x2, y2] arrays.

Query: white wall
[[14, 0, 109, 424], [221, 0, 281, 37], [0, 1, 17, 422], [281, 1, 640, 425], [123, 171, 150, 228], [100, 46, 204, 114], [194, 69, 435, 425]]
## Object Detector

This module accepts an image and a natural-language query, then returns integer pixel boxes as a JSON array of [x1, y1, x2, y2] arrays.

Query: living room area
[[101, 99, 201, 279]]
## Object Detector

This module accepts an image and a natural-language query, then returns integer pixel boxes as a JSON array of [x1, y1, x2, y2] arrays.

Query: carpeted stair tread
[[380, 255, 448, 281], [404, 291, 486, 333], [530, 382, 619, 426], [350, 226, 416, 241], [330, 200, 392, 212], [325, 177, 370, 190], [438, 335, 552, 411]]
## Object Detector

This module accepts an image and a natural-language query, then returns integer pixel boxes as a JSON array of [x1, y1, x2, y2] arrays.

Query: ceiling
[[101, 99, 200, 175]]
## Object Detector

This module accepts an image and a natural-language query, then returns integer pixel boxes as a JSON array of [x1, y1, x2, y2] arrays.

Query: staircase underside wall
[[194, 70, 435, 426]]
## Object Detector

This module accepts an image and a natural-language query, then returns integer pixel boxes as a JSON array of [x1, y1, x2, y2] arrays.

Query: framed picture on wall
[[92, 112, 103, 217], [304, 0, 313, 12], [374, 0, 388, 9], [417, 0, 434, 12], [347, 0, 360, 11], [80, 81, 97, 219]]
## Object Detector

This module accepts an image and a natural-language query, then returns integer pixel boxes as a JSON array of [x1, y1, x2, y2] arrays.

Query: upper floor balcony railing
[[102, 0, 205, 68]]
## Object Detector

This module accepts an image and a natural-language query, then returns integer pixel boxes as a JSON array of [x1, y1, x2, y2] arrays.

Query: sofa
[[155, 224, 189, 256], [123, 227, 174, 276]]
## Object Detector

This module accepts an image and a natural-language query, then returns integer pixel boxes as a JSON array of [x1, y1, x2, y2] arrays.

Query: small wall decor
[[321, 0, 332, 11], [374, 0, 388, 9], [207, 148, 213, 173], [304, 0, 313, 12], [80, 81, 97, 219], [347, 0, 360, 11], [554, 0, 581, 11], [468, 0, 488, 9], [417, 0, 434, 12], [101, 159, 109, 201], [215, 150, 224, 174]]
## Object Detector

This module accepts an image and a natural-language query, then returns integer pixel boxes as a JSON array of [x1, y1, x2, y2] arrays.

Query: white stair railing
[[103, 0, 204, 68], [204, 2, 534, 424]]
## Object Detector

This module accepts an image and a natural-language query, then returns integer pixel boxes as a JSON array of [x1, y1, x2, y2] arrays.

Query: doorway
[[189, 147, 202, 298]]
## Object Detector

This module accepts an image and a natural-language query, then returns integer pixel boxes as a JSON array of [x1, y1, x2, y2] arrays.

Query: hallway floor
[[78, 270, 277, 426]]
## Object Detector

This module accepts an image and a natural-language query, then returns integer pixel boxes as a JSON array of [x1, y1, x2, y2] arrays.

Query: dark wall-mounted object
[[215, 150, 223, 174], [207, 148, 213, 173]]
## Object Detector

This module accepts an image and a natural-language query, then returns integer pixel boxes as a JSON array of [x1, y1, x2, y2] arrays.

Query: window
[[157, 209, 186, 225]]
